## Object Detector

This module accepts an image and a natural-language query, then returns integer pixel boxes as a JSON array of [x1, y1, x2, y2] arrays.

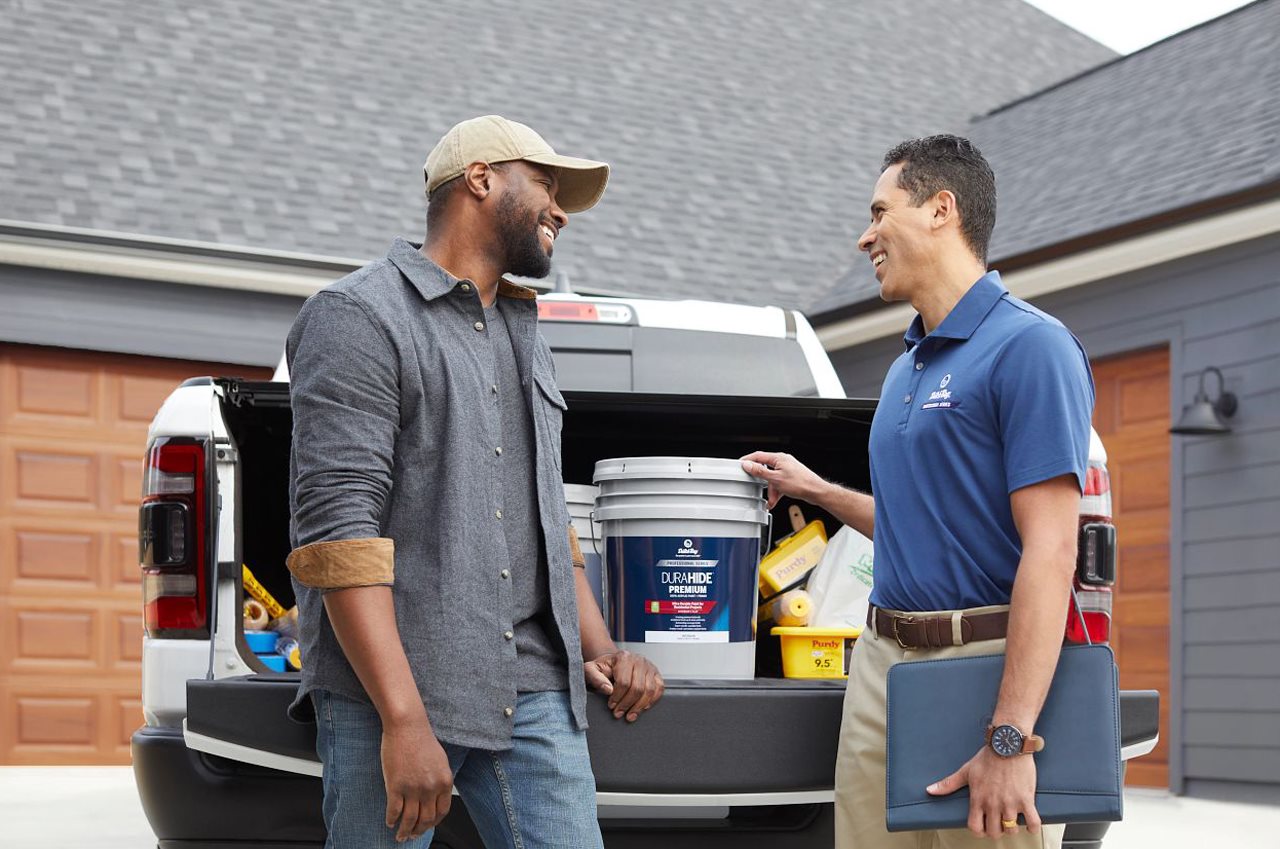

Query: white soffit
[[817, 197, 1280, 351]]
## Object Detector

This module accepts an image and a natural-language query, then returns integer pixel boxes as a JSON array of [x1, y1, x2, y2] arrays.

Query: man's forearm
[[575, 568, 616, 660], [812, 481, 875, 540], [324, 586, 430, 728], [991, 548, 1075, 733]]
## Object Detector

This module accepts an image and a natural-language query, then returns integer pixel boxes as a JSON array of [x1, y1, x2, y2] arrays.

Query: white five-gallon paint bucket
[[593, 457, 768, 679], [564, 483, 603, 610]]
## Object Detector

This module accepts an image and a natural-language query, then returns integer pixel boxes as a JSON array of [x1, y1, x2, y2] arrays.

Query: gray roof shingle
[[1, 0, 1113, 308], [813, 0, 1280, 317]]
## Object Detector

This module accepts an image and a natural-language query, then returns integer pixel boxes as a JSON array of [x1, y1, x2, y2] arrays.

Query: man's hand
[[584, 650, 665, 721], [381, 716, 454, 843], [739, 451, 828, 509], [927, 747, 1041, 839]]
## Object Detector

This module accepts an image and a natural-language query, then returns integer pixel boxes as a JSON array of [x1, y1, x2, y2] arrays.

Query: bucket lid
[[593, 456, 766, 486]]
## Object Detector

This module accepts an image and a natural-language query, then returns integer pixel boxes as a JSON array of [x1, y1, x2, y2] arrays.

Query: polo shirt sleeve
[[285, 291, 401, 589], [993, 320, 1095, 495]]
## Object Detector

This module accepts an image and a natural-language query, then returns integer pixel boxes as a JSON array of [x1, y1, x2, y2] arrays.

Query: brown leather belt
[[868, 605, 1009, 649]]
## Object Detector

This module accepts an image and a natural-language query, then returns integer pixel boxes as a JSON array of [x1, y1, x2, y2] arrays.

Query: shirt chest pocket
[[533, 371, 567, 470]]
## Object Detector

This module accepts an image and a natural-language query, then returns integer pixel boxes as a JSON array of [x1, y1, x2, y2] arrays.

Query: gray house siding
[[0, 266, 305, 368], [825, 232, 1280, 799]]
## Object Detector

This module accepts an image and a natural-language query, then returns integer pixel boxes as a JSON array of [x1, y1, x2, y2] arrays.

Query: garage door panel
[[115, 695, 144, 755], [1118, 372, 1170, 427], [1, 601, 99, 673], [1, 343, 271, 765], [1115, 455, 1170, 513], [114, 373, 188, 427], [110, 453, 145, 514], [15, 695, 97, 747], [114, 533, 141, 588], [113, 613, 145, 666], [9, 527, 99, 586], [9, 445, 99, 508], [2, 521, 140, 597], [1119, 543, 1169, 593]]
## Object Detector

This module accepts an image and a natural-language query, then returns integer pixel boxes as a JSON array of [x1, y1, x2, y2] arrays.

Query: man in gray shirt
[[286, 116, 664, 848]]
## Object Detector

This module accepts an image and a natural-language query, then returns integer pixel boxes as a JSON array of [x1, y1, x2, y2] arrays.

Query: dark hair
[[426, 161, 510, 231], [882, 135, 996, 263]]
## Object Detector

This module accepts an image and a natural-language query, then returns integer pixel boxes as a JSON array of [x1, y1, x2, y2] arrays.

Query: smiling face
[[492, 161, 568, 279], [856, 163, 938, 303]]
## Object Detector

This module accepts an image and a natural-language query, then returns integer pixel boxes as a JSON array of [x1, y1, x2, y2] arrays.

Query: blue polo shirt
[[867, 271, 1094, 612]]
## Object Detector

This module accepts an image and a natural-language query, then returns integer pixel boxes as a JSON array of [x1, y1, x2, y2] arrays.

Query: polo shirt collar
[[388, 237, 538, 302], [904, 270, 1007, 348]]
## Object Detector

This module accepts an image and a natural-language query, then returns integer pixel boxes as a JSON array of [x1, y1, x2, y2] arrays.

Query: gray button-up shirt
[[286, 238, 584, 749]]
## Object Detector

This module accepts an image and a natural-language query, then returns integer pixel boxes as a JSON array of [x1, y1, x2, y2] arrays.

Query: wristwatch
[[985, 724, 1045, 757]]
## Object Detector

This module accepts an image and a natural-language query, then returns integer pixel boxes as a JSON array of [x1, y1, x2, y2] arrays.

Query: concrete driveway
[[1, 767, 1277, 848]]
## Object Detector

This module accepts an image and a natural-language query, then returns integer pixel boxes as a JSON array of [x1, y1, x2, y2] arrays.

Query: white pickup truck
[[132, 292, 1159, 848]]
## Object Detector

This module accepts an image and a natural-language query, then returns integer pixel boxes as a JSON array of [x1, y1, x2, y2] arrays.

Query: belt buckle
[[892, 615, 916, 650]]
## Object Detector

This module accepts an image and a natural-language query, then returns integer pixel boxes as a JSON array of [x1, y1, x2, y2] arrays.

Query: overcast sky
[[1024, 0, 1256, 53]]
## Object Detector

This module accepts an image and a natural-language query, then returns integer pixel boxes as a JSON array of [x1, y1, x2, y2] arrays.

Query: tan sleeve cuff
[[567, 524, 586, 569], [286, 537, 395, 589]]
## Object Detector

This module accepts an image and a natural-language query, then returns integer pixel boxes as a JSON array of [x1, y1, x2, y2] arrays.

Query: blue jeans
[[314, 689, 603, 849]]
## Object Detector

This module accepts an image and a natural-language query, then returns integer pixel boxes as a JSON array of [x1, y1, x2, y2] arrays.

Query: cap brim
[[522, 152, 610, 213]]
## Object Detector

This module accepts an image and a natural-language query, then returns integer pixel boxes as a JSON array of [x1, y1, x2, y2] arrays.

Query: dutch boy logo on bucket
[[678, 538, 700, 556]]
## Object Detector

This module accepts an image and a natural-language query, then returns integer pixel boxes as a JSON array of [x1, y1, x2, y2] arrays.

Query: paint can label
[[607, 536, 758, 643]]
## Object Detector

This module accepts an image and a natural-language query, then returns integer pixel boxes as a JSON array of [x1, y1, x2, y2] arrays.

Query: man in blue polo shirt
[[743, 135, 1092, 849]]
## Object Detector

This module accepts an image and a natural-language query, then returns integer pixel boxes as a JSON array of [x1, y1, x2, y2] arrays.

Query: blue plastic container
[[257, 653, 287, 672], [244, 630, 279, 653]]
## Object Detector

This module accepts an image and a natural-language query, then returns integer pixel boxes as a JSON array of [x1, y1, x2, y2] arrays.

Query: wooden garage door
[[1091, 346, 1171, 788], [0, 343, 270, 764]]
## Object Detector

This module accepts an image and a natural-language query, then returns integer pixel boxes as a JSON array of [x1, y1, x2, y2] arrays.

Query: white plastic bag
[[806, 525, 875, 629]]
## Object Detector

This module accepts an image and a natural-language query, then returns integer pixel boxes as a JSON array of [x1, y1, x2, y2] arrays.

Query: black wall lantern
[[1170, 366, 1238, 435]]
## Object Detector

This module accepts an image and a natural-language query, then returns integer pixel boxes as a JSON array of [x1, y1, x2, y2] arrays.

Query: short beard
[[495, 190, 552, 279]]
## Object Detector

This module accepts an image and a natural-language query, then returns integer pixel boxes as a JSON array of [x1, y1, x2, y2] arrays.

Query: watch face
[[990, 725, 1024, 757]]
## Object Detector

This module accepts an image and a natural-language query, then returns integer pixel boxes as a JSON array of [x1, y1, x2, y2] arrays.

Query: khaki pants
[[834, 605, 1064, 849]]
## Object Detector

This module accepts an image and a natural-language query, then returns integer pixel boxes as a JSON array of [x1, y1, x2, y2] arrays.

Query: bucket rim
[[593, 456, 766, 485]]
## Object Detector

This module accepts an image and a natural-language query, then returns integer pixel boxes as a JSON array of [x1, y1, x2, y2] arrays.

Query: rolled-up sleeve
[[286, 291, 401, 589]]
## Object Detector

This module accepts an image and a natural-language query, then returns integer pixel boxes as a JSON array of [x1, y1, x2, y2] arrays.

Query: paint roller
[[760, 588, 813, 627], [243, 598, 269, 630]]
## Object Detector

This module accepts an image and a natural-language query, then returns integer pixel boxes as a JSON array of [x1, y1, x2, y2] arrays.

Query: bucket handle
[[760, 510, 774, 561]]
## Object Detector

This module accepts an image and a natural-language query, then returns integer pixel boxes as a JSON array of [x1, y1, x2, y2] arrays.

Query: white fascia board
[[0, 228, 359, 298], [817, 197, 1280, 351]]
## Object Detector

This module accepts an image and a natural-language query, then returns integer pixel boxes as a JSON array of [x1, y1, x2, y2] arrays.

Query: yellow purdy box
[[757, 519, 828, 596], [771, 626, 861, 679]]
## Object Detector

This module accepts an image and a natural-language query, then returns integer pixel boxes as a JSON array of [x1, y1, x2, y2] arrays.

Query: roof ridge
[[981, 0, 1271, 119]]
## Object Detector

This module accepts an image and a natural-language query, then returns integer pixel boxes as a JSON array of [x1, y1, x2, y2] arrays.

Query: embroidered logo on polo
[[921, 374, 960, 410]]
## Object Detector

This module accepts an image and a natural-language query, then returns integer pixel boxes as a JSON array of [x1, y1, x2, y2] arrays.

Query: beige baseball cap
[[424, 115, 610, 213]]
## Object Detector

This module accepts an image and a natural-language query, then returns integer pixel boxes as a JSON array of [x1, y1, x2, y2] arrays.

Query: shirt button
[[915, 362, 924, 370], [495, 509, 503, 519], [495, 446, 503, 456], [503, 630, 514, 641], [904, 394, 912, 403], [491, 384, 498, 394], [503, 707, 514, 718], [474, 321, 485, 332], [500, 569, 510, 579], [460, 283, 471, 292]]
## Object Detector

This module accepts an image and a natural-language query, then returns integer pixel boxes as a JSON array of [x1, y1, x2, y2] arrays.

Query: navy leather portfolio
[[884, 644, 1122, 832]]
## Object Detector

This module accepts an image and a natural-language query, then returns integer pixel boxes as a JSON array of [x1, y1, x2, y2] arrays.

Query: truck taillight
[[1065, 584, 1112, 644], [139, 438, 208, 637], [1079, 461, 1112, 520]]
